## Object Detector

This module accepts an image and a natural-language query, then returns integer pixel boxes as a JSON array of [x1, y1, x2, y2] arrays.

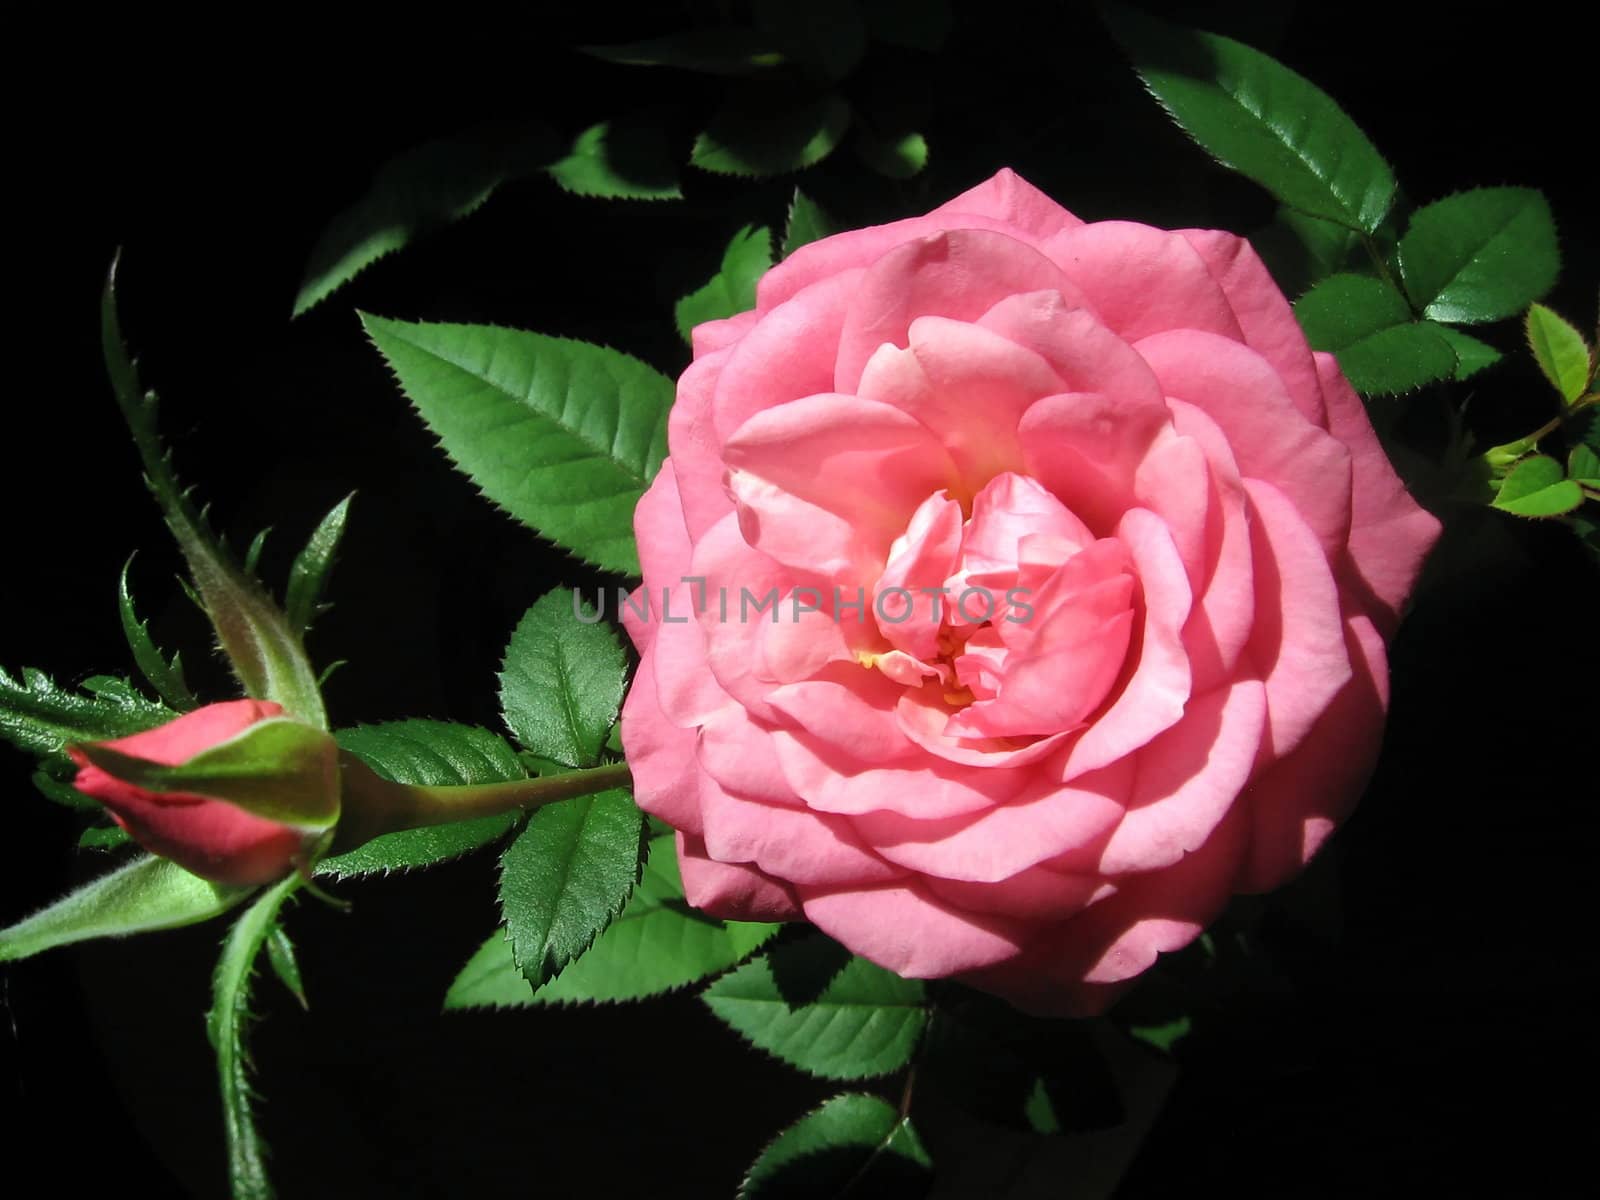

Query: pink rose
[[620, 169, 1441, 1015], [69, 699, 340, 886]]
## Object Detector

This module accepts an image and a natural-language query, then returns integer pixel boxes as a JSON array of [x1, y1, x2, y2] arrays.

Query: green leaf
[[0, 855, 253, 962], [1104, 6, 1395, 232], [1398, 188, 1559, 323], [446, 834, 779, 1009], [499, 590, 626, 768], [545, 119, 683, 201], [77, 824, 132, 850], [317, 720, 527, 877], [1294, 274, 1458, 395], [35, 762, 97, 810], [583, 29, 783, 74], [118, 558, 196, 710], [265, 922, 308, 1009], [292, 130, 553, 317], [284, 493, 352, 637], [1492, 455, 1584, 517], [1437, 326, 1503, 380], [855, 126, 929, 180], [1568, 444, 1600, 487], [741, 1094, 932, 1200], [360, 314, 673, 575], [675, 224, 774, 342], [207, 874, 300, 1200], [783, 188, 836, 257], [104, 264, 327, 727], [1526, 303, 1592, 403], [1250, 206, 1364, 296], [703, 933, 928, 1080], [753, 0, 867, 84], [0, 666, 173, 758], [692, 91, 852, 177], [497, 789, 644, 988], [861, 0, 955, 52]]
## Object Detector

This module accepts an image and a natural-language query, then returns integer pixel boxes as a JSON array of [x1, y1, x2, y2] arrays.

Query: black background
[[3, 3, 1594, 1196]]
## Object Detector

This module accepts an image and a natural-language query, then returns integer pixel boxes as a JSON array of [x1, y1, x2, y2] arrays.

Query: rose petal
[[677, 831, 801, 922], [619, 651, 707, 836], [799, 880, 1029, 976]]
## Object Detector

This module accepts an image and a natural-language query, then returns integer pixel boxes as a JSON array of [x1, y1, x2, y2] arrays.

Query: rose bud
[[68, 699, 341, 886]]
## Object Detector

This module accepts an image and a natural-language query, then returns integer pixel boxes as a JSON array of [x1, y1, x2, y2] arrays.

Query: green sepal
[[78, 824, 132, 851], [675, 224, 774, 342], [104, 261, 327, 728], [703, 932, 928, 1080], [118, 557, 196, 710], [0, 855, 254, 963], [740, 1094, 932, 1200], [265, 921, 309, 1009], [284, 493, 352, 637], [1, 666, 173, 758], [1492, 455, 1584, 517], [73, 716, 340, 832], [207, 874, 301, 1200]]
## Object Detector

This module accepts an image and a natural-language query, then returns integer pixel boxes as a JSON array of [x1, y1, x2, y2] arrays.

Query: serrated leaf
[[105, 265, 326, 727], [285, 493, 352, 637], [0, 855, 253, 962], [692, 91, 852, 177], [293, 130, 554, 317], [447, 834, 780, 1009], [1294, 274, 1458, 395], [498, 590, 626, 768], [1526, 303, 1592, 403], [316, 720, 527, 877], [1250, 206, 1362, 296], [753, 0, 867, 84], [1437, 326, 1503, 380], [741, 1094, 932, 1200], [0, 666, 173, 757], [545, 120, 683, 201], [675, 224, 774, 342], [1492, 454, 1584, 517], [1398, 188, 1559, 323], [582, 29, 785, 74], [265, 922, 308, 1009], [207, 874, 299, 1200], [498, 789, 644, 987], [855, 126, 928, 179], [1105, 6, 1395, 232], [1568, 444, 1600, 487], [861, 0, 954, 52], [783, 188, 836, 257], [361, 314, 673, 576], [704, 933, 927, 1080], [118, 558, 196, 710], [77, 824, 132, 850]]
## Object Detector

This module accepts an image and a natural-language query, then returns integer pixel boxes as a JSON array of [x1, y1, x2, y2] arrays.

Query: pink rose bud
[[68, 699, 341, 886]]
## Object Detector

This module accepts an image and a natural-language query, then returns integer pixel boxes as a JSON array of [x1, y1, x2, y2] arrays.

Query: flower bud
[[68, 699, 341, 886]]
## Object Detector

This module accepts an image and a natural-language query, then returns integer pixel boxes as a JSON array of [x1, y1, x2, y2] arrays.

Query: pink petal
[[677, 832, 801, 922], [976, 290, 1164, 400], [97, 698, 284, 765], [648, 582, 730, 728], [666, 346, 739, 540], [834, 229, 1075, 393], [618, 651, 706, 836], [875, 491, 965, 661], [767, 663, 919, 765], [690, 309, 758, 358], [799, 880, 1029, 976], [1097, 678, 1267, 874], [1315, 352, 1443, 635], [1243, 479, 1354, 763], [1135, 329, 1354, 559], [924, 866, 1101, 922], [930, 168, 1084, 239], [1018, 393, 1169, 533], [1240, 613, 1388, 892], [1039, 221, 1244, 342]]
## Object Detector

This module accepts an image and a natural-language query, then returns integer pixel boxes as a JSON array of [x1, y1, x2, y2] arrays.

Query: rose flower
[[620, 170, 1440, 1015]]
